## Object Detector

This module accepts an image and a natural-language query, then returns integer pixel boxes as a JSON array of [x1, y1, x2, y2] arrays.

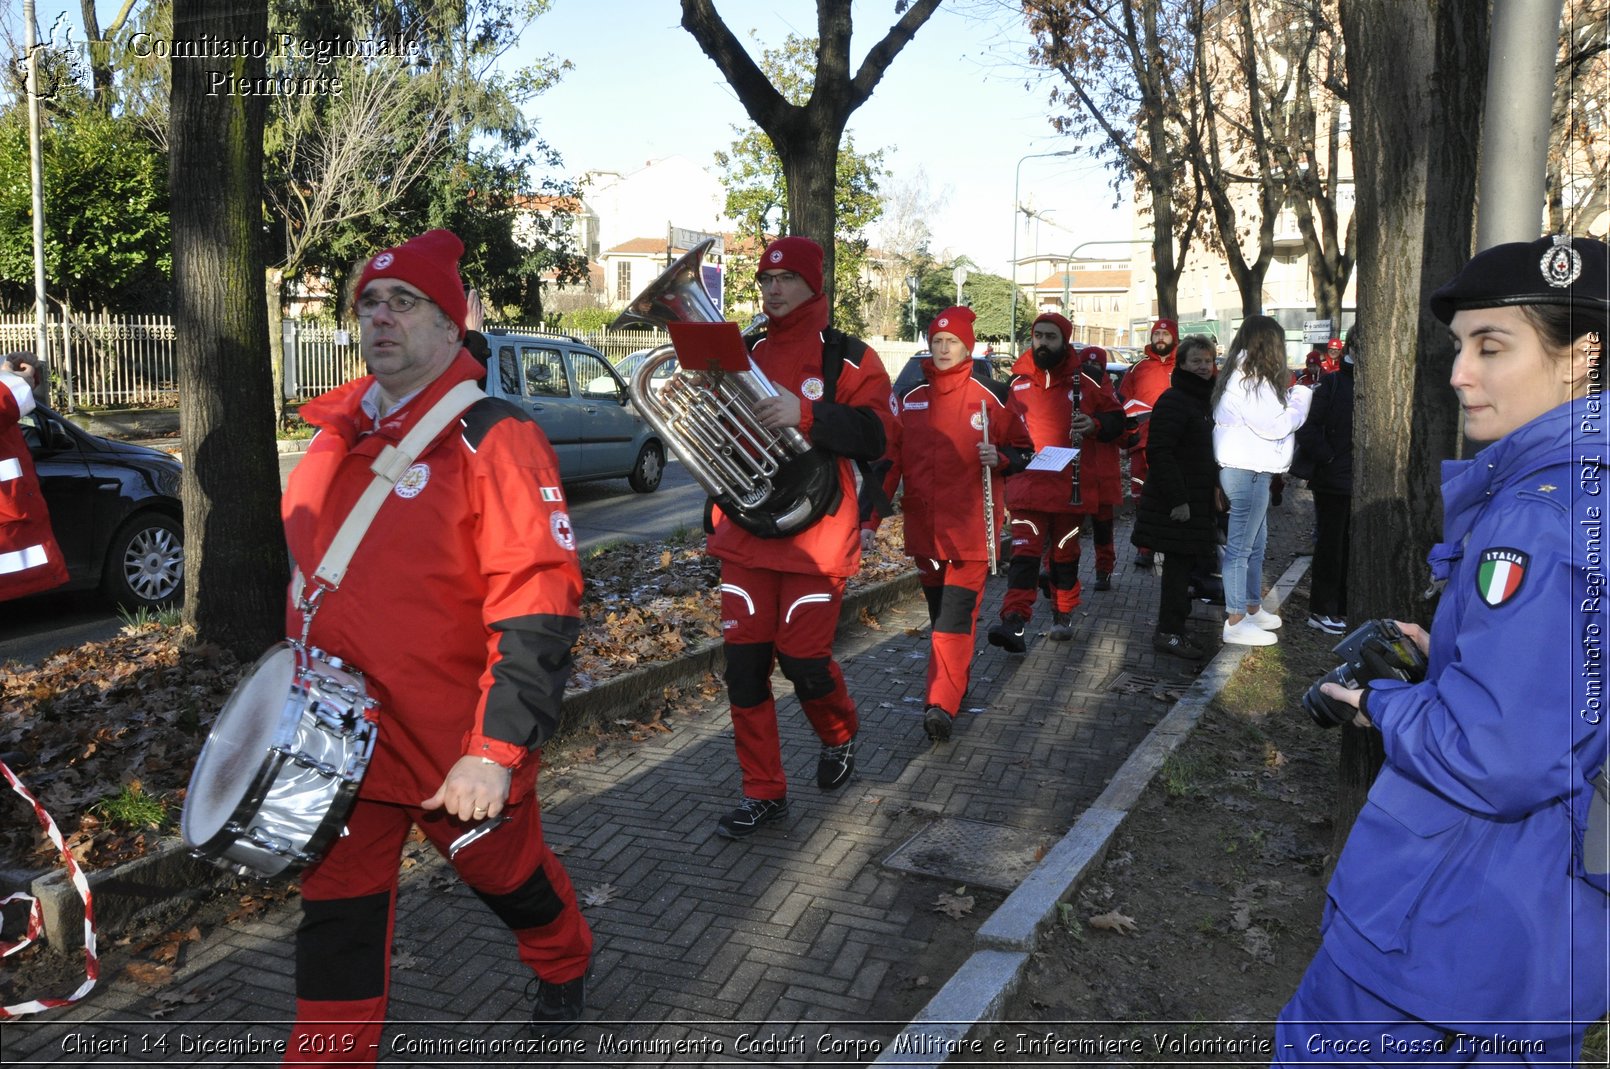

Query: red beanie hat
[[1032, 312, 1073, 347], [1150, 317, 1178, 341], [928, 306, 976, 353], [1081, 344, 1109, 365], [757, 236, 824, 294], [356, 229, 469, 334]]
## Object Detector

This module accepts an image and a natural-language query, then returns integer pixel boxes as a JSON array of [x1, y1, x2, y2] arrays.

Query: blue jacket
[[1321, 395, 1609, 1025]]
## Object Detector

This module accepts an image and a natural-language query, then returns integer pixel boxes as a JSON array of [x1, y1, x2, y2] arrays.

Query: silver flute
[[981, 400, 998, 576]]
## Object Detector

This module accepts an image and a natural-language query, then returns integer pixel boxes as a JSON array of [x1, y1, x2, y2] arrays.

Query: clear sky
[[35, 0, 1135, 276]]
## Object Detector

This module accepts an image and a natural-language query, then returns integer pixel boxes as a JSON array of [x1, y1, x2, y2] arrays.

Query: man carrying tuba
[[710, 236, 896, 840]]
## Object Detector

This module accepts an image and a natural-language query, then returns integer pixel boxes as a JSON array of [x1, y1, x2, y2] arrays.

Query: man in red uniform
[[710, 236, 895, 839], [864, 307, 1031, 741], [1074, 345, 1128, 590], [1118, 317, 1178, 568], [989, 313, 1125, 651], [279, 230, 593, 1059], [0, 354, 68, 600]]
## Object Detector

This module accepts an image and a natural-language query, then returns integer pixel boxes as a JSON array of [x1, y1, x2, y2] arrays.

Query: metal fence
[[0, 314, 675, 410]]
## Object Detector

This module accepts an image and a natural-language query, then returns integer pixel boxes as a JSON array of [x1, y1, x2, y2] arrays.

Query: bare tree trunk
[[266, 267, 286, 429], [171, 0, 287, 659], [1332, 0, 1487, 859], [680, 0, 940, 316]]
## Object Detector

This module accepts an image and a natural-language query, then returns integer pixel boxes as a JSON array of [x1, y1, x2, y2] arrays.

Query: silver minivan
[[483, 330, 665, 492]]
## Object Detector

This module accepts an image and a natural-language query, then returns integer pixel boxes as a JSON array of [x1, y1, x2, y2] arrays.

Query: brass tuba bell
[[612, 240, 837, 538]]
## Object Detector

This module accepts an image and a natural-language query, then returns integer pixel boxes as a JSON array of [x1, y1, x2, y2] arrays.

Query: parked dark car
[[891, 354, 1007, 401], [482, 330, 665, 492], [18, 404, 184, 609]]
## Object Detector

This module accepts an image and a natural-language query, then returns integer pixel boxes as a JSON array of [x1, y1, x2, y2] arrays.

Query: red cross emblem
[[550, 511, 576, 551]]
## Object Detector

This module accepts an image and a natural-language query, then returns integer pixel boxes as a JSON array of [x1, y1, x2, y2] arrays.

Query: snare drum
[[182, 642, 377, 878]]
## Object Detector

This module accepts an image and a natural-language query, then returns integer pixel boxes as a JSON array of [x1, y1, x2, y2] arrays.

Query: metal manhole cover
[[882, 817, 1047, 891]]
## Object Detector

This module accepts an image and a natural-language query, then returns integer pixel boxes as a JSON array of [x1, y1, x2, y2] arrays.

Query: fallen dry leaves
[[1089, 908, 1139, 935], [932, 888, 975, 919]]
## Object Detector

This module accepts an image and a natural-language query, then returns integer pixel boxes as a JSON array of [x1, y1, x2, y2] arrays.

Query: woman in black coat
[[1131, 335, 1221, 659], [1292, 326, 1357, 634]]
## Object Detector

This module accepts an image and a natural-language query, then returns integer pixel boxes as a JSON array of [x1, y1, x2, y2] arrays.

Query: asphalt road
[[0, 456, 705, 668]]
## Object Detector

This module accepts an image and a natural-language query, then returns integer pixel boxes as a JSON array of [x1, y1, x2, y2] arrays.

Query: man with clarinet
[[991, 313, 1125, 651], [861, 306, 1031, 741]]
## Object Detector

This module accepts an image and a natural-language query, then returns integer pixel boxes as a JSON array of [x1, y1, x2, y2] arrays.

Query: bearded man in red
[[988, 313, 1127, 652], [1117, 317, 1178, 569]]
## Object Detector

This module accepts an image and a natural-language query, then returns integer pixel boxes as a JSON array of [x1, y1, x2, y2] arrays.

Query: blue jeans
[[1219, 467, 1271, 615]]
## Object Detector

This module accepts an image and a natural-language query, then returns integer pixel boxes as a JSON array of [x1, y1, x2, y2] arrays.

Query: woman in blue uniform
[[1275, 235, 1609, 1065]]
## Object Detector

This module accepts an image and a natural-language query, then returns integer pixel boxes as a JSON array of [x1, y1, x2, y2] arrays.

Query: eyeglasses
[[356, 292, 436, 317], [757, 271, 801, 289]]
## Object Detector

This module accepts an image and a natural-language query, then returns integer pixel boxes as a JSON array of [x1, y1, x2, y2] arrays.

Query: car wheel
[[102, 512, 184, 609], [628, 440, 665, 493]]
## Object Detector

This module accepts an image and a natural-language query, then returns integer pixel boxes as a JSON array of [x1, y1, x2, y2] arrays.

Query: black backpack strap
[[819, 327, 894, 519]]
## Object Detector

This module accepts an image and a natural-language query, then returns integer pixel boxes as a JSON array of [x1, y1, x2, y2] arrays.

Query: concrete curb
[[28, 568, 923, 952], [872, 554, 1312, 1066]]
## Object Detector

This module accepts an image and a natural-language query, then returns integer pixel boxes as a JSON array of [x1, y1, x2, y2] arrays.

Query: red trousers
[[1001, 510, 1082, 619], [1075, 502, 1117, 576], [916, 558, 988, 716], [285, 786, 592, 1066], [720, 562, 856, 800]]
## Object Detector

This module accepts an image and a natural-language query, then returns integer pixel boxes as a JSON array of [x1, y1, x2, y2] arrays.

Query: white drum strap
[[294, 380, 485, 633]]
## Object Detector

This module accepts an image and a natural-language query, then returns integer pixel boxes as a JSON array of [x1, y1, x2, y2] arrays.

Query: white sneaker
[[1223, 618, 1278, 646], [1244, 607, 1283, 630]]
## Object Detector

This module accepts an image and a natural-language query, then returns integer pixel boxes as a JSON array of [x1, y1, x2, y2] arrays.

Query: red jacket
[[1075, 357, 1126, 510], [1117, 352, 1175, 450], [0, 372, 68, 600], [1003, 349, 1126, 514], [706, 293, 895, 578], [874, 358, 1030, 560], [281, 352, 583, 805]]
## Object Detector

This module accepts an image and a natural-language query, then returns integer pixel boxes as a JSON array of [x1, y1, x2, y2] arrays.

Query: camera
[[1302, 619, 1428, 728]]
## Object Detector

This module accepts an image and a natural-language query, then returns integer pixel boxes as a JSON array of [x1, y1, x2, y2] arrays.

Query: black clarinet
[[1068, 364, 1083, 507]]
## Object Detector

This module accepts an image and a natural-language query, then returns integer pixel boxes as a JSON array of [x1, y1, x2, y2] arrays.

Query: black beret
[[1429, 235, 1609, 325]]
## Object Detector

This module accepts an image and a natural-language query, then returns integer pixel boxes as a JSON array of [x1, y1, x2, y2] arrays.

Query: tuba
[[612, 240, 838, 538]]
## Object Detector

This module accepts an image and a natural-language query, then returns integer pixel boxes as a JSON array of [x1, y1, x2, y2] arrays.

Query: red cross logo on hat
[[768, 250, 783, 263], [373, 252, 394, 269]]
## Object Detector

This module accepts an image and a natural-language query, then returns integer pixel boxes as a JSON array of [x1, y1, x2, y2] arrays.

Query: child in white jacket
[[1211, 316, 1313, 646]]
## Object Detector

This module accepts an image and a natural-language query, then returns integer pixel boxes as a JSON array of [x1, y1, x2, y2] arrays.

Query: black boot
[[987, 613, 1028, 654]]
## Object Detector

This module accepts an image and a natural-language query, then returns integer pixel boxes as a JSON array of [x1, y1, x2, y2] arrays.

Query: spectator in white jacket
[[1211, 315, 1312, 646]]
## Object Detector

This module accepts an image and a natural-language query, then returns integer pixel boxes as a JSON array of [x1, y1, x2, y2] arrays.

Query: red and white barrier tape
[[0, 757, 97, 1017]]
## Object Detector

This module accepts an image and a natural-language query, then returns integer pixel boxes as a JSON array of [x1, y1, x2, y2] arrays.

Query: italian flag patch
[[1475, 547, 1528, 607]]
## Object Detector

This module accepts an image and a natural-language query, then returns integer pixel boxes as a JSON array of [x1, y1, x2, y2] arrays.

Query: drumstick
[[981, 400, 997, 576]]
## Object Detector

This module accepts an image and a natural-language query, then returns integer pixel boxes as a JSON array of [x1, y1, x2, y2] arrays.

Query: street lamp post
[[1060, 239, 1151, 341], [905, 274, 919, 343], [1010, 150, 1077, 356], [952, 263, 969, 305]]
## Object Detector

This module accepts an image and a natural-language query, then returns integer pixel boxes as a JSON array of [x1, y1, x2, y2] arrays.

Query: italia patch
[[1475, 547, 1528, 607], [393, 463, 430, 499], [540, 486, 563, 503], [800, 377, 824, 401]]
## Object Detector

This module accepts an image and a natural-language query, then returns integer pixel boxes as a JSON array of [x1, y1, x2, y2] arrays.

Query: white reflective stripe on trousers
[[719, 583, 756, 616], [0, 544, 49, 575], [784, 593, 833, 624]]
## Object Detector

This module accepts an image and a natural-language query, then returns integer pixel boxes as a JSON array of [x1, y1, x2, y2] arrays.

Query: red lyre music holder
[[666, 321, 752, 374]]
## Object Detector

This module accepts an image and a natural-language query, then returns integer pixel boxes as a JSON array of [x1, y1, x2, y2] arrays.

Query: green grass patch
[[1161, 750, 1212, 798], [92, 783, 168, 830]]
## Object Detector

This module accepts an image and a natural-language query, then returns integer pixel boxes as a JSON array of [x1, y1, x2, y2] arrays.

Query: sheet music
[[1026, 446, 1080, 472]]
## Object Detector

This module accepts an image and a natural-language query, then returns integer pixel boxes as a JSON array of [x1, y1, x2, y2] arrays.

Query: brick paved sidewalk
[[7, 506, 1286, 1068]]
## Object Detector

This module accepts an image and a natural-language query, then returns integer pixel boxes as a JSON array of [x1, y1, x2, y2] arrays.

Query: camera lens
[[1301, 665, 1356, 728]]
